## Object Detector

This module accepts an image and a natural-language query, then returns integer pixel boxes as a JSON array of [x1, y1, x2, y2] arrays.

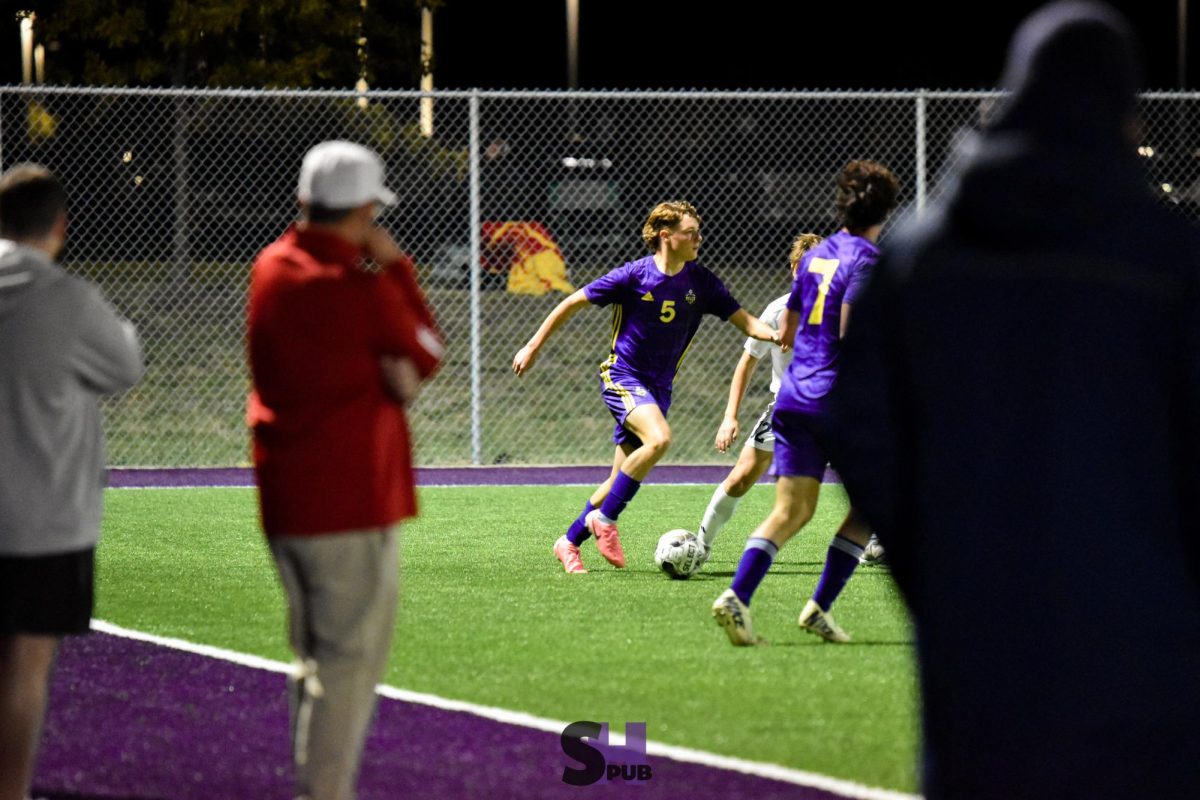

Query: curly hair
[[835, 161, 899, 233], [642, 200, 701, 252], [788, 232, 822, 277]]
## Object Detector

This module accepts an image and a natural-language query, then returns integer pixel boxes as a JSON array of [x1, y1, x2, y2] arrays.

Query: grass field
[[97, 482, 919, 793]]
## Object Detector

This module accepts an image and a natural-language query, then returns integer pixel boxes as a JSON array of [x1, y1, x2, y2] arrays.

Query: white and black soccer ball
[[654, 529, 703, 580]]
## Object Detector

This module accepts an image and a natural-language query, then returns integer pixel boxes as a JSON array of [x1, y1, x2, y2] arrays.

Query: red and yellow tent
[[482, 221, 576, 296]]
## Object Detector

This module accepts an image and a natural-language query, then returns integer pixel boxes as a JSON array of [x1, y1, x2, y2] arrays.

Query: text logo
[[561, 721, 652, 786]]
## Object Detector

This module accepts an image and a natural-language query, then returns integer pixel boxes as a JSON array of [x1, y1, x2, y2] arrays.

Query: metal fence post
[[468, 89, 483, 465], [916, 90, 927, 215], [171, 96, 192, 296]]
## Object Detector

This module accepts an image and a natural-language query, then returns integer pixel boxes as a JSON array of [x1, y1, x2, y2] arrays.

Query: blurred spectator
[[0, 164, 144, 800], [831, 3, 1200, 798], [247, 141, 443, 800]]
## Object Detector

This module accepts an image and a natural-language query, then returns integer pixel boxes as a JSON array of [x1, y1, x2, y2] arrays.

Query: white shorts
[[744, 401, 776, 452]]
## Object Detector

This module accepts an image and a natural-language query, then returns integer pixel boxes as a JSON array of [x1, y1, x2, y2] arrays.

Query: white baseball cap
[[297, 140, 398, 208]]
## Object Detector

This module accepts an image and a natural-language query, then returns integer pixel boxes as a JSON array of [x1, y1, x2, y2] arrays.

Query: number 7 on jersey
[[806, 257, 840, 325]]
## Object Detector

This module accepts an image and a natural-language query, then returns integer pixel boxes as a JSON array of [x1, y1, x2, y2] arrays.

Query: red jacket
[[247, 226, 442, 535]]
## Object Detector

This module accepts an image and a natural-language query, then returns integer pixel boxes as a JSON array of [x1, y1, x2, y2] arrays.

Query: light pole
[[356, 0, 370, 109], [567, 0, 579, 88], [1181, 0, 1189, 88], [420, 3, 434, 137], [19, 12, 35, 85]]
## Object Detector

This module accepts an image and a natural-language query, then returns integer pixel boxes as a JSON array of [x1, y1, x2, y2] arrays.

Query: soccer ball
[[654, 529, 703, 579]]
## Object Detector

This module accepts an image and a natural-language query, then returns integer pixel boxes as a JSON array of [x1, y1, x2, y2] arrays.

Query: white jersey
[[743, 293, 790, 394]]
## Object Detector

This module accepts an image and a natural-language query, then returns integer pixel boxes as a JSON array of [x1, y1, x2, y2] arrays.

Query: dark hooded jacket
[[830, 3, 1200, 798]]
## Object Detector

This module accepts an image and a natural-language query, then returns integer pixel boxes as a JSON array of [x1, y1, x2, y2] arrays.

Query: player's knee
[[783, 502, 815, 531], [727, 475, 753, 496], [643, 430, 671, 457]]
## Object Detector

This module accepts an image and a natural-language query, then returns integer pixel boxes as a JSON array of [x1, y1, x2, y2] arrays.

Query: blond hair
[[641, 200, 701, 252], [788, 233, 822, 277]]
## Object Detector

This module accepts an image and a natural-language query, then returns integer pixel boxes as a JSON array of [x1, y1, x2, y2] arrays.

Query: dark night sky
[[433, 1, 1190, 91], [0, 1, 1194, 90]]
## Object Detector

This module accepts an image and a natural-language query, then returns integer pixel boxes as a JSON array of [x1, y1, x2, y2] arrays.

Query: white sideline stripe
[[91, 620, 291, 674], [90, 619, 919, 800]]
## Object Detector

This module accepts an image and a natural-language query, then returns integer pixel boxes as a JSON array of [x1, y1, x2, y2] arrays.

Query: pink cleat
[[586, 510, 626, 568], [554, 535, 588, 573]]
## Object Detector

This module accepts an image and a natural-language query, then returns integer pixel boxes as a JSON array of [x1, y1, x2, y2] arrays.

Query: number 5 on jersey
[[807, 258, 840, 325], [660, 300, 676, 323]]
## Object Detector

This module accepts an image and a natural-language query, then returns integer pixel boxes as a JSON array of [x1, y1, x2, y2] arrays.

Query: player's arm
[[512, 288, 591, 376], [715, 351, 761, 453], [779, 308, 800, 352], [840, 302, 853, 338], [365, 227, 445, 403], [727, 308, 785, 349]]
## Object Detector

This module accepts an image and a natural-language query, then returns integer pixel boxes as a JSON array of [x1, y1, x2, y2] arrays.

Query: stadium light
[[35, 43, 44, 84]]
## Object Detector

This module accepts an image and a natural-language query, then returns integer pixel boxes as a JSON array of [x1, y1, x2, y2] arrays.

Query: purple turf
[[34, 633, 846, 800], [107, 465, 841, 489]]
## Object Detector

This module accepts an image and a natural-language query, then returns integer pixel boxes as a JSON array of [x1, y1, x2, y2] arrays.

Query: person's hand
[[380, 355, 421, 403], [775, 330, 790, 353], [512, 344, 538, 376], [715, 416, 739, 453], [363, 226, 407, 266]]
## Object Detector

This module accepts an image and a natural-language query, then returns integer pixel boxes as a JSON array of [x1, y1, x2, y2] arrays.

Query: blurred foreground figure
[[0, 164, 143, 800], [831, 3, 1200, 798], [248, 141, 443, 800]]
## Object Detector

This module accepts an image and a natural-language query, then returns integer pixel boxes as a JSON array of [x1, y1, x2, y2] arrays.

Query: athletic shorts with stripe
[[597, 365, 673, 446]]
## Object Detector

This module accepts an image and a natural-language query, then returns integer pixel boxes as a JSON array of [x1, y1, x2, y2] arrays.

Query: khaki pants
[[269, 527, 399, 800]]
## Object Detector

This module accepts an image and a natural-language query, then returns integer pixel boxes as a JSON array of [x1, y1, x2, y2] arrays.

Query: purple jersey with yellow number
[[583, 255, 740, 390], [775, 231, 879, 415]]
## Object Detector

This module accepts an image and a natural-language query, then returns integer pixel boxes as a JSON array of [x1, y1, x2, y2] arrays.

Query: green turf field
[[97, 483, 919, 792]]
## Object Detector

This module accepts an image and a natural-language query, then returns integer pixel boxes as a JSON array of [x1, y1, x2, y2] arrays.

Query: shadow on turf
[[699, 568, 825, 578], [762, 639, 915, 647]]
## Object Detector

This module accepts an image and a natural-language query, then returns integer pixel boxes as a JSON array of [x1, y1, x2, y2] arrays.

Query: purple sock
[[599, 471, 641, 521], [811, 535, 864, 611], [730, 538, 778, 605], [565, 501, 595, 546]]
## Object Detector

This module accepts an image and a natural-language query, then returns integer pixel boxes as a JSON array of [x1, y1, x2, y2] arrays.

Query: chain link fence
[[2, 86, 1196, 467]]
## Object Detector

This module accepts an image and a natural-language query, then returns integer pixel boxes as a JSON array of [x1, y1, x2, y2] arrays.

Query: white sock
[[698, 485, 741, 548]]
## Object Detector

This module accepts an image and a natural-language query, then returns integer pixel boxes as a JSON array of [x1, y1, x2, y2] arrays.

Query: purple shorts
[[770, 407, 830, 479], [598, 366, 672, 446]]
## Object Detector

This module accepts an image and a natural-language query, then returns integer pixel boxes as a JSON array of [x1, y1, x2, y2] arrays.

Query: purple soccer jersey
[[584, 255, 741, 390], [775, 231, 879, 415]]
